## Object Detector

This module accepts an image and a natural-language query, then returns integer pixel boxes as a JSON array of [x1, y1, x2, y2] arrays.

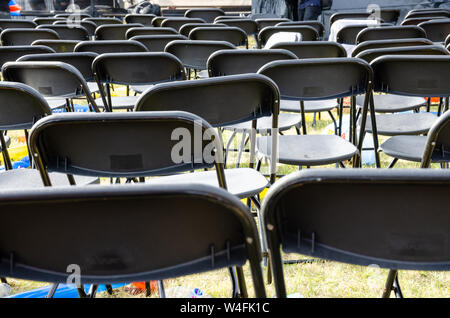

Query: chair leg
[[88, 284, 98, 298], [250, 196, 268, 267], [145, 282, 151, 297], [229, 267, 248, 298], [393, 274, 403, 298], [46, 283, 59, 298], [105, 284, 113, 295], [382, 269, 397, 298], [388, 158, 398, 169], [77, 285, 88, 298], [158, 280, 166, 298]]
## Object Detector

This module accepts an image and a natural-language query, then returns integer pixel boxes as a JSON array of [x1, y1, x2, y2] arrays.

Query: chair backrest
[[406, 10, 450, 19], [53, 20, 97, 37], [380, 9, 401, 24], [401, 16, 447, 26], [214, 16, 245, 23], [95, 23, 144, 40], [0, 28, 60, 46], [356, 45, 449, 63], [329, 12, 372, 25], [0, 181, 265, 296], [207, 49, 297, 76], [33, 17, 66, 25], [125, 26, 178, 39], [418, 19, 450, 42], [74, 40, 148, 54], [262, 168, 450, 297], [124, 13, 156, 26], [55, 13, 92, 19], [258, 26, 319, 48], [352, 38, 433, 57], [0, 19, 36, 29], [36, 24, 89, 41], [189, 26, 248, 47], [130, 34, 187, 52], [93, 52, 186, 86], [336, 24, 391, 45], [179, 23, 226, 37], [151, 16, 166, 27], [2, 61, 98, 111], [0, 81, 51, 130], [83, 17, 122, 27], [216, 19, 258, 36], [270, 41, 347, 59], [17, 52, 98, 82], [185, 8, 225, 23], [0, 45, 55, 69], [356, 26, 427, 44], [161, 17, 205, 31], [165, 40, 236, 70], [255, 18, 290, 31], [31, 39, 79, 53], [276, 21, 325, 38]]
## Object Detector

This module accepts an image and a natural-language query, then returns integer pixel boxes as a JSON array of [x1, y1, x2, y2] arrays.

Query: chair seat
[[0, 136, 10, 151], [280, 99, 338, 113], [257, 134, 358, 166], [148, 168, 269, 199], [95, 96, 139, 110], [356, 94, 427, 112], [363, 113, 437, 136], [130, 84, 155, 94], [380, 135, 427, 162], [223, 113, 301, 132], [197, 70, 209, 78], [45, 98, 66, 110], [0, 168, 99, 189]]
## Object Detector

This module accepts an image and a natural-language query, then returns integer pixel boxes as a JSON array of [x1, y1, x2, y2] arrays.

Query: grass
[[2, 94, 448, 298]]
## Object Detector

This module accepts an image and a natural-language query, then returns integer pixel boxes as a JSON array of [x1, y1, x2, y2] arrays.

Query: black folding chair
[[55, 13, 92, 19], [31, 39, 79, 53], [124, 13, 156, 26], [189, 26, 248, 48], [74, 40, 148, 54], [329, 11, 372, 26], [406, 10, 450, 20], [418, 19, 450, 43], [0, 19, 36, 29], [95, 23, 144, 40], [401, 16, 448, 26], [130, 34, 187, 52], [368, 55, 450, 168], [125, 26, 178, 39], [257, 58, 372, 169], [161, 17, 206, 31], [36, 24, 89, 41], [33, 17, 66, 25], [54, 20, 97, 38], [165, 40, 236, 79], [276, 21, 325, 39], [336, 24, 391, 45], [92, 52, 186, 111], [255, 18, 290, 31], [185, 8, 225, 23], [28, 110, 267, 298], [215, 19, 258, 38], [0, 28, 60, 46], [83, 17, 122, 27], [351, 38, 433, 57], [151, 16, 166, 27], [257, 26, 319, 48], [0, 45, 55, 69], [180, 23, 226, 37], [356, 26, 427, 44], [262, 168, 450, 298]]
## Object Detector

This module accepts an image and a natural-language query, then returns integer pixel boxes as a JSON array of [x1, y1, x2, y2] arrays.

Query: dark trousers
[[298, 5, 322, 21]]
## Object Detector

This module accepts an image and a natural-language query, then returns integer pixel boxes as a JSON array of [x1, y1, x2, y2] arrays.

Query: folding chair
[[124, 13, 156, 26], [125, 26, 178, 39], [406, 10, 450, 20], [0, 28, 60, 46], [92, 52, 186, 111], [180, 23, 226, 37], [185, 8, 225, 23], [329, 11, 372, 26], [95, 23, 144, 40], [276, 21, 325, 39], [418, 19, 450, 43], [2, 61, 99, 113], [355, 26, 427, 44], [165, 40, 236, 79], [130, 34, 187, 52], [28, 110, 269, 298], [161, 17, 206, 31], [74, 40, 148, 54], [151, 16, 166, 27], [36, 24, 89, 41], [83, 17, 122, 27], [351, 38, 433, 57], [55, 13, 92, 19], [33, 17, 66, 25], [401, 16, 448, 26], [31, 39, 79, 53], [262, 168, 450, 298], [0, 182, 266, 298], [255, 18, 290, 31], [0, 45, 55, 69], [257, 26, 319, 48], [215, 19, 258, 38], [407, 8, 450, 16], [0, 19, 36, 29], [54, 20, 97, 38], [369, 55, 450, 168], [337, 24, 387, 45], [189, 26, 248, 48], [257, 58, 372, 169]]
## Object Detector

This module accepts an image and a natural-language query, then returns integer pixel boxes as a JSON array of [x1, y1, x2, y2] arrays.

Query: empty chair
[[215, 19, 258, 37], [329, 11, 372, 25], [151, 16, 166, 27], [356, 26, 427, 44], [255, 18, 290, 31], [258, 26, 319, 48], [276, 21, 325, 39], [95, 23, 144, 40], [33, 17, 66, 25], [124, 13, 156, 26], [0, 19, 36, 29], [337, 24, 382, 45], [179, 23, 226, 37], [0, 45, 55, 69], [83, 17, 122, 27], [214, 16, 246, 23], [36, 24, 89, 41], [185, 8, 225, 23], [189, 26, 248, 48], [262, 168, 450, 298], [130, 34, 187, 52], [74, 40, 148, 54], [418, 19, 450, 43], [0, 28, 59, 46], [92, 52, 186, 111], [352, 38, 433, 57], [55, 13, 92, 19], [401, 16, 448, 26], [54, 20, 97, 38], [125, 27, 178, 39], [161, 17, 206, 31], [165, 40, 236, 78], [31, 39, 79, 53], [406, 10, 450, 19], [269, 41, 347, 58]]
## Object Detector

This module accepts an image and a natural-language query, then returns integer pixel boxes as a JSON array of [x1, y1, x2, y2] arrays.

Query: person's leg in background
[[303, 5, 322, 20], [298, 8, 305, 21]]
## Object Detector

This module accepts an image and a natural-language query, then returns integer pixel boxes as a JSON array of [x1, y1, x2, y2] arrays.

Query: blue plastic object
[[8, 283, 127, 298]]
